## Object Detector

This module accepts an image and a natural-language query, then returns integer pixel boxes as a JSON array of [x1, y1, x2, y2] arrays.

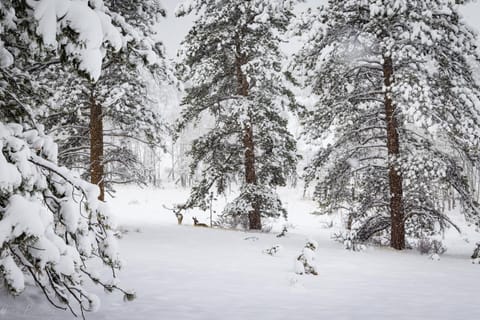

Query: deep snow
[[1, 185, 479, 320]]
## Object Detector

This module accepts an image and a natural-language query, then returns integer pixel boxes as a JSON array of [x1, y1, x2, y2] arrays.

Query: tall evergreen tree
[[0, 0, 53, 125], [37, 0, 170, 199], [175, 0, 299, 229], [294, 0, 480, 249], [1, 0, 133, 316]]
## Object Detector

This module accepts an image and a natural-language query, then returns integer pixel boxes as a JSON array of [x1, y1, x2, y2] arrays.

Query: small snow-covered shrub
[[263, 245, 281, 256], [472, 243, 480, 264], [429, 253, 440, 261], [0, 123, 131, 316], [261, 223, 273, 234], [295, 239, 318, 276], [304, 239, 318, 252], [415, 238, 446, 255], [332, 231, 365, 251], [215, 212, 249, 230], [276, 226, 288, 238]]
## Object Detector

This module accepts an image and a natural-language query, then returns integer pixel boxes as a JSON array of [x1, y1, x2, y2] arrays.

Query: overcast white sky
[[157, 0, 480, 58]]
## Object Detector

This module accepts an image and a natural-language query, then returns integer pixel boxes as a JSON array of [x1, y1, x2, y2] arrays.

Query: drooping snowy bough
[[1, 0, 133, 317], [0, 123, 132, 317]]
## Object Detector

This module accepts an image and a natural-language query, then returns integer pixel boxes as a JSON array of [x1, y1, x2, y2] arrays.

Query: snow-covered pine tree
[[0, 0, 54, 125], [1, 0, 133, 316], [294, 0, 480, 250], [175, 0, 299, 230], [36, 0, 170, 199]]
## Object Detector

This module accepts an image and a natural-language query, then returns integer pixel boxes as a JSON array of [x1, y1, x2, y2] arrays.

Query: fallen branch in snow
[[276, 226, 288, 238], [263, 245, 281, 256]]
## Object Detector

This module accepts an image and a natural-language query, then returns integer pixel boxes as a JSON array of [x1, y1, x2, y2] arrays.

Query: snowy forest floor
[[2, 185, 480, 320]]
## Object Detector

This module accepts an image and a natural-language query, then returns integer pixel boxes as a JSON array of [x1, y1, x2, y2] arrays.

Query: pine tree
[[1, 0, 133, 315], [294, 0, 480, 249], [36, 0, 170, 198], [175, 0, 299, 230], [0, 0, 52, 125]]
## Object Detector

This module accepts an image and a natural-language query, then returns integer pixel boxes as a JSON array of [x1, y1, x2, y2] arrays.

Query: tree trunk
[[243, 124, 261, 229], [383, 55, 405, 250], [235, 36, 261, 230], [89, 87, 105, 201]]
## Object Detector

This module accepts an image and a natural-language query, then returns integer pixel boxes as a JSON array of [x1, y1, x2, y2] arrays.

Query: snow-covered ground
[[2, 185, 479, 320]]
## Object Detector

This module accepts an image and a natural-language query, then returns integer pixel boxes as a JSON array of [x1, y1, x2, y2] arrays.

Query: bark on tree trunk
[[243, 124, 261, 229], [383, 55, 405, 250], [90, 87, 105, 202], [235, 36, 261, 230]]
